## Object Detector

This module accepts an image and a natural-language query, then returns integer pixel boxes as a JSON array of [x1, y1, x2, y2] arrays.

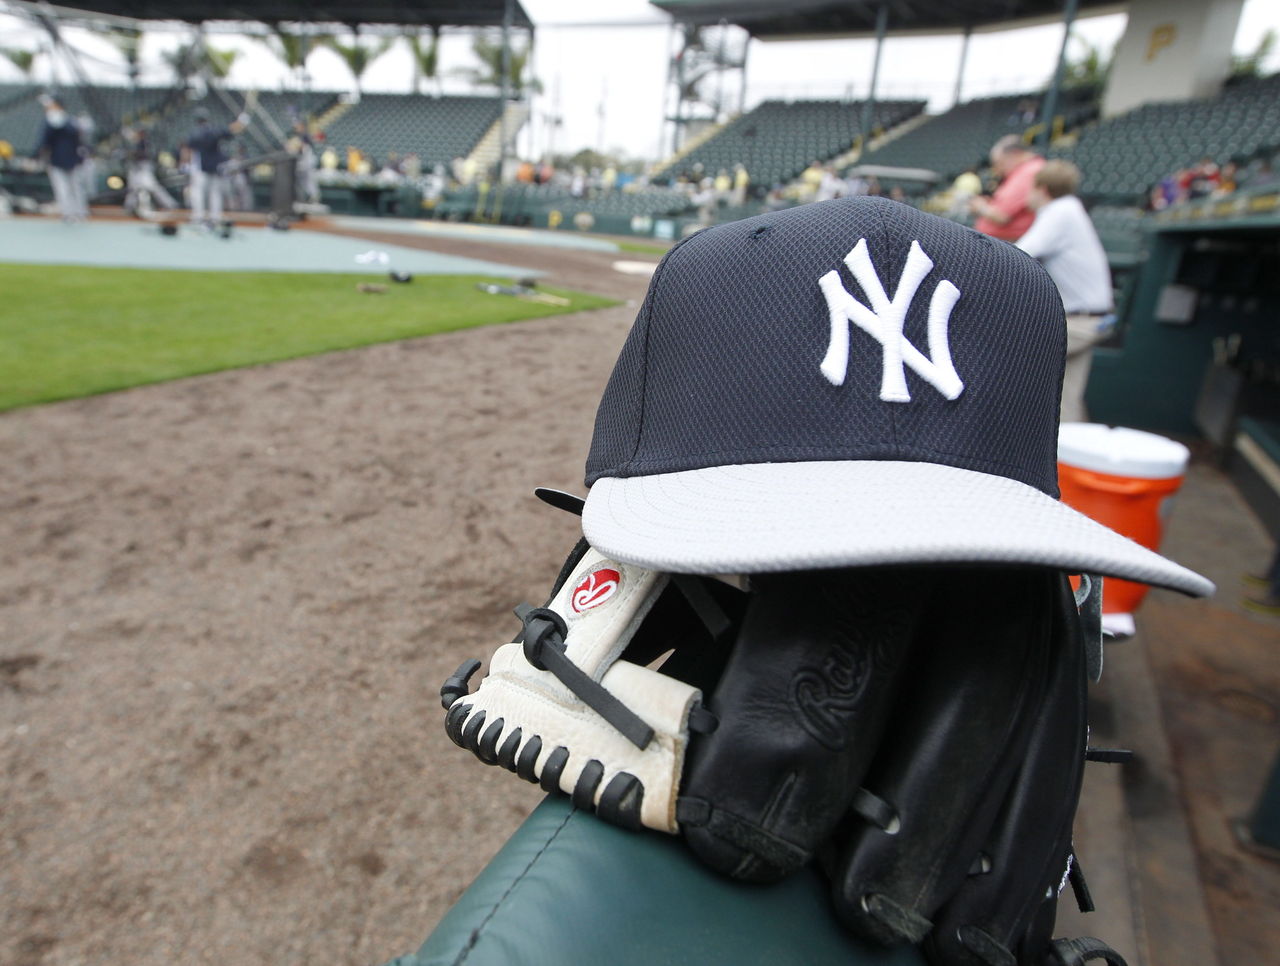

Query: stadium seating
[[1053, 74, 1280, 203], [443, 181, 694, 226], [664, 98, 926, 189], [319, 93, 501, 169], [146, 89, 337, 157], [0, 84, 335, 158], [0, 83, 173, 153], [857, 93, 1040, 182]]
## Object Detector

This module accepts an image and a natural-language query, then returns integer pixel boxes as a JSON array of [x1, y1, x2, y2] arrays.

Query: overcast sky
[[1, 0, 1277, 160]]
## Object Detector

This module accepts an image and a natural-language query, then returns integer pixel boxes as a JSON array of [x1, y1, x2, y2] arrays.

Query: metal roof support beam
[[497, 0, 513, 181], [859, 2, 888, 153], [1038, 0, 1078, 151], [954, 25, 972, 107]]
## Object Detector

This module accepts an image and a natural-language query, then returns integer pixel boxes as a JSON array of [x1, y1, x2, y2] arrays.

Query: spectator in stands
[[1015, 160, 1114, 423], [844, 170, 869, 197], [424, 163, 447, 207], [693, 177, 716, 226], [375, 157, 404, 184], [1212, 162, 1240, 197], [320, 144, 339, 173], [948, 166, 982, 215], [1186, 157, 1220, 199], [816, 164, 843, 203], [970, 135, 1045, 241], [801, 160, 824, 200], [1011, 98, 1039, 126], [181, 107, 247, 228], [732, 163, 750, 205], [1250, 158, 1276, 188], [346, 145, 364, 173], [35, 96, 87, 222], [122, 124, 177, 215], [713, 168, 732, 203]]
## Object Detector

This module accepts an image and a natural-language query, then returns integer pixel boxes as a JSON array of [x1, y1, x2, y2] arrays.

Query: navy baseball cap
[[581, 197, 1212, 596]]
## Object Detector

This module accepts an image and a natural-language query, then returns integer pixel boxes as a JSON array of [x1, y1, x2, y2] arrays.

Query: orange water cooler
[[1057, 424, 1191, 636]]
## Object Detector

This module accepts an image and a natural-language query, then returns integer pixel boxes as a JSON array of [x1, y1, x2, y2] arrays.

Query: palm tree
[[256, 26, 325, 88], [105, 27, 143, 88], [1232, 29, 1276, 79], [323, 34, 392, 93], [204, 45, 238, 81], [0, 48, 36, 82], [1062, 32, 1111, 90], [162, 39, 238, 87], [163, 40, 205, 87], [454, 31, 540, 97], [406, 27, 440, 95]]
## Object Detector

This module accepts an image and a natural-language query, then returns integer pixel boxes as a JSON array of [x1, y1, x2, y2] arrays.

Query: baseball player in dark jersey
[[181, 107, 247, 226], [35, 95, 87, 222]]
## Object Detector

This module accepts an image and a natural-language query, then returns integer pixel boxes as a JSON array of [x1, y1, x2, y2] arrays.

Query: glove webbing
[[511, 571, 731, 751], [516, 604, 656, 750]]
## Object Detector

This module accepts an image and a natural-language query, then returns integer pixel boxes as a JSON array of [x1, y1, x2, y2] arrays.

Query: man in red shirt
[[970, 135, 1045, 241]]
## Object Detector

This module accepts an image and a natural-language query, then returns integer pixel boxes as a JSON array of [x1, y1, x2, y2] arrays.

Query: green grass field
[[0, 265, 616, 411], [614, 239, 673, 256]]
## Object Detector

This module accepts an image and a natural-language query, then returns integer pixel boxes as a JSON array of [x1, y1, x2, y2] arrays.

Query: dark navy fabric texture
[[185, 124, 233, 173], [585, 197, 1066, 497], [38, 120, 82, 171]]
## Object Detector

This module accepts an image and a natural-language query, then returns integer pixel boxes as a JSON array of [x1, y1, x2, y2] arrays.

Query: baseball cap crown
[[587, 197, 1064, 494], [581, 197, 1213, 598]]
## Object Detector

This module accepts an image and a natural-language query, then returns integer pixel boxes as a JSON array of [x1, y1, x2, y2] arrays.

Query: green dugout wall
[[1086, 187, 1280, 532]]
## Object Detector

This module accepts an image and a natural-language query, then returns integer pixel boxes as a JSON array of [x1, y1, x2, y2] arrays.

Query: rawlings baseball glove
[[440, 493, 1127, 966]]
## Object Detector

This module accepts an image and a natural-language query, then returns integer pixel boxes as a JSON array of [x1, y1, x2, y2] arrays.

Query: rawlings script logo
[[791, 646, 870, 751], [571, 569, 621, 613], [818, 238, 964, 403]]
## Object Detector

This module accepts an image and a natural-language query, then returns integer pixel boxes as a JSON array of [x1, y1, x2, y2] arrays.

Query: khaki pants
[[1061, 313, 1110, 424]]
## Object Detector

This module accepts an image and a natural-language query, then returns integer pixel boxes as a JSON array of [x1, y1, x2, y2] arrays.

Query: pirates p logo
[[818, 239, 964, 403]]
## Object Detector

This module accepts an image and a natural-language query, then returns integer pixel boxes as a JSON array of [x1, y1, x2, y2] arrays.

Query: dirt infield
[[0, 232, 655, 966]]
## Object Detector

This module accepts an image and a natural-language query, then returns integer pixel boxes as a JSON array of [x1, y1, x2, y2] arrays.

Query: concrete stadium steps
[[650, 117, 733, 180], [829, 109, 936, 169], [312, 98, 353, 132], [467, 100, 530, 175]]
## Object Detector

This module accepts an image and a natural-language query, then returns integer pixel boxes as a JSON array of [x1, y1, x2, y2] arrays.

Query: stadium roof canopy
[[650, 0, 1123, 40], [29, 0, 533, 30]]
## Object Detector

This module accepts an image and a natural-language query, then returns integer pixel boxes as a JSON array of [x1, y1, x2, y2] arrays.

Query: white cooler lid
[[1057, 423, 1190, 479]]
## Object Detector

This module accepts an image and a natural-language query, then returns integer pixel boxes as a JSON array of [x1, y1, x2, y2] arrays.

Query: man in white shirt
[[1016, 160, 1114, 423]]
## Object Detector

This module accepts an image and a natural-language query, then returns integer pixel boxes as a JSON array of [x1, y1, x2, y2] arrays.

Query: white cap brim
[[582, 461, 1213, 597]]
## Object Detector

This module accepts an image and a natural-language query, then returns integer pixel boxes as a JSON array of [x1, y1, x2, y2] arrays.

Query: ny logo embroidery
[[818, 238, 964, 402]]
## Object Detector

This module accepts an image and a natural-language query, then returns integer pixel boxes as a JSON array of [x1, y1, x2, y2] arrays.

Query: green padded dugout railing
[[385, 795, 927, 966]]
